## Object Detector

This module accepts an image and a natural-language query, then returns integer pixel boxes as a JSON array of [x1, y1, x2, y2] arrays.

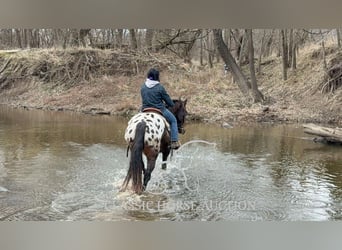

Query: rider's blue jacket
[[141, 79, 174, 111]]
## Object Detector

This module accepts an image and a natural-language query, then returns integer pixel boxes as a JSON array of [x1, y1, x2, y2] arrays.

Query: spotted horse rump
[[124, 112, 170, 151]]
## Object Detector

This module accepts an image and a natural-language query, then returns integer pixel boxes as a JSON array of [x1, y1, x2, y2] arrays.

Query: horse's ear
[[184, 98, 187, 106]]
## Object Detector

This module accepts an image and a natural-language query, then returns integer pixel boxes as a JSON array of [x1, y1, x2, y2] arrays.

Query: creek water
[[0, 105, 341, 221]]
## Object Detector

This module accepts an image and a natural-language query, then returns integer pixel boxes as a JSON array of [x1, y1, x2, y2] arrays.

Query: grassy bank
[[0, 45, 341, 126]]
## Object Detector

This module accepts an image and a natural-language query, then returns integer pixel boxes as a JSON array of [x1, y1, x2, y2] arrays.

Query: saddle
[[142, 107, 163, 116]]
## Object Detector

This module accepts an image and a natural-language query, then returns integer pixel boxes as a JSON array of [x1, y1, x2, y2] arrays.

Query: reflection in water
[[0, 105, 341, 221]]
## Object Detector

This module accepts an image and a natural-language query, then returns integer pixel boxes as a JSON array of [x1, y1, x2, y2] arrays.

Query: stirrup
[[170, 141, 181, 150]]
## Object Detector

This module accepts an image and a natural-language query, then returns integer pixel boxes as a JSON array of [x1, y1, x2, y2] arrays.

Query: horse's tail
[[122, 120, 146, 194]]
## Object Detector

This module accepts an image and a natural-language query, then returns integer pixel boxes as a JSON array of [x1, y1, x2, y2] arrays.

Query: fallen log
[[303, 123, 342, 145]]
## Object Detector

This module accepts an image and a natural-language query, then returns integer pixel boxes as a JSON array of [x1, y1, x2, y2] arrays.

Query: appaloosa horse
[[121, 99, 188, 194]]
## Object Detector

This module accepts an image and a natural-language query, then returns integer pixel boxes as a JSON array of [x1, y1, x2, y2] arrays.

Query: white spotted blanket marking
[[124, 112, 170, 151]]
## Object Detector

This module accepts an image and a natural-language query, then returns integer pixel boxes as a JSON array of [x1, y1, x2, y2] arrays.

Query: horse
[[121, 99, 188, 194]]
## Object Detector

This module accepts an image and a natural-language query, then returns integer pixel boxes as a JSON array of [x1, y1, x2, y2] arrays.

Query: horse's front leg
[[143, 148, 158, 191], [160, 131, 171, 170]]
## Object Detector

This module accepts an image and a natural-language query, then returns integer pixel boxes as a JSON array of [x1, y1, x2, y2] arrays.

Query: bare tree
[[15, 29, 22, 48], [257, 29, 266, 74], [291, 30, 297, 69], [337, 29, 341, 48], [213, 29, 264, 102], [231, 29, 243, 61], [116, 29, 123, 49], [281, 29, 288, 80], [264, 29, 275, 57], [206, 29, 214, 68], [288, 29, 294, 68], [320, 30, 328, 71], [181, 29, 202, 63], [154, 29, 203, 63], [62, 29, 71, 49], [79, 29, 91, 47], [129, 29, 138, 50], [238, 33, 247, 66], [200, 29, 204, 66], [145, 29, 154, 51], [246, 29, 264, 102]]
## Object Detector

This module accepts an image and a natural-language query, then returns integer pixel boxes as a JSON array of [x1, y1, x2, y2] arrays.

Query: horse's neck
[[169, 106, 178, 116], [169, 102, 180, 114]]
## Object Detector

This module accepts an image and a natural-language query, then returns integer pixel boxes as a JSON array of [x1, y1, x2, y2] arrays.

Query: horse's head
[[168, 98, 188, 134]]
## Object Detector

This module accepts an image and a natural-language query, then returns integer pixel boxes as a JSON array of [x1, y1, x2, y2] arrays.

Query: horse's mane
[[166, 99, 182, 108]]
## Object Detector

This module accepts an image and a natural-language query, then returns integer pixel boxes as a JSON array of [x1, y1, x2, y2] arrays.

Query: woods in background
[[0, 29, 340, 62], [0, 29, 341, 102]]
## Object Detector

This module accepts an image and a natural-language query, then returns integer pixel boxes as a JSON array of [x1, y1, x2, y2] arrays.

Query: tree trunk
[[62, 29, 70, 49], [291, 30, 297, 69], [303, 124, 342, 145], [246, 29, 264, 102], [182, 29, 202, 64], [213, 29, 251, 96], [320, 30, 327, 71], [292, 42, 297, 69], [33, 29, 40, 48], [207, 29, 213, 68], [200, 30, 204, 66], [129, 29, 138, 50], [9, 29, 14, 47], [336, 29, 341, 48], [70, 29, 80, 47], [238, 33, 246, 66], [145, 29, 154, 51], [79, 29, 91, 47], [23, 29, 29, 48], [208, 48, 213, 68], [15, 29, 22, 49], [281, 29, 288, 80], [257, 30, 266, 74], [232, 29, 243, 61], [265, 29, 274, 57], [288, 29, 293, 68], [116, 29, 123, 49]]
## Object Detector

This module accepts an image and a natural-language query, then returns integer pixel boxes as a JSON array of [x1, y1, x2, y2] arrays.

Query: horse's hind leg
[[143, 159, 155, 191], [161, 147, 170, 170], [143, 148, 158, 190]]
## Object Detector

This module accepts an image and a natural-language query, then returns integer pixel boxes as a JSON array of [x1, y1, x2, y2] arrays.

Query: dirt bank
[[0, 47, 341, 126]]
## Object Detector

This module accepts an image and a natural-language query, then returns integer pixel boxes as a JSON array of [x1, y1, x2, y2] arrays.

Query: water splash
[[159, 139, 217, 166], [146, 140, 217, 195], [178, 140, 217, 151]]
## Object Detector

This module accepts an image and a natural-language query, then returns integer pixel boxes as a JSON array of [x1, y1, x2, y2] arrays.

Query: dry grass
[[0, 46, 341, 125]]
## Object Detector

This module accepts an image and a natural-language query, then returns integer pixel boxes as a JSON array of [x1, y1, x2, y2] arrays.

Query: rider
[[141, 68, 180, 149]]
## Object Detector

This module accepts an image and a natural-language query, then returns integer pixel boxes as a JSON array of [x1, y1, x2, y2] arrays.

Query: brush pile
[[0, 48, 175, 89], [320, 52, 342, 93]]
